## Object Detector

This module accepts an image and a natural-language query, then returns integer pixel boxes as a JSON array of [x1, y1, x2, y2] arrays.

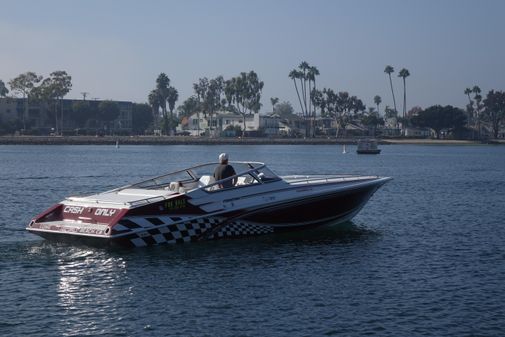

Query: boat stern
[[26, 203, 128, 246]]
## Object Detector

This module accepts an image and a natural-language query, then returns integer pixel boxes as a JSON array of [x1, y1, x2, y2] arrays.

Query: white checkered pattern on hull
[[112, 215, 197, 234], [115, 216, 273, 247], [211, 221, 274, 239]]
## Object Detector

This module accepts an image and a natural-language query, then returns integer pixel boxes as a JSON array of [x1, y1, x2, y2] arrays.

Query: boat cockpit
[[126, 161, 281, 194]]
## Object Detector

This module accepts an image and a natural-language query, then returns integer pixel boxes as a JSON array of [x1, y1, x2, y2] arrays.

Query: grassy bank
[[1, 135, 503, 146]]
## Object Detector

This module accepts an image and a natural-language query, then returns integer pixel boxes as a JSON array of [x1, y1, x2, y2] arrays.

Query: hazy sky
[[1, 0, 504, 113]]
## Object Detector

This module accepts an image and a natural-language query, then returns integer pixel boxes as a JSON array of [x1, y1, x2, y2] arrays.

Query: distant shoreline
[[0, 136, 503, 146]]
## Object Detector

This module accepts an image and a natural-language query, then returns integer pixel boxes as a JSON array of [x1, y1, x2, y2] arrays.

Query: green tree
[[150, 73, 172, 134], [32, 71, 72, 134], [193, 77, 209, 135], [70, 101, 94, 128], [384, 106, 397, 119], [98, 100, 120, 133], [32, 78, 57, 130], [362, 108, 384, 137], [45, 71, 72, 134], [313, 88, 341, 136], [166, 86, 179, 135], [384, 65, 397, 115], [132, 103, 153, 135], [288, 69, 304, 116], [0, 80, 9, 97], [191, 76, 226, 134], [411, 105, 466, 139], [205, 76, 225, 134], [374, 95, 382, 115], [270, 97, 279, 113], [312, 88, 364, 137], [463, 87, 474, 132], [483, 90, 505, 139], [464, 88, 473, 103], [335, 92, 365, 137], [156, 73, 170, 119], [148, 74, 178, 135], [148, 89, 161, 130], [313, 88, 336, 119], [8, 72, 43, 130], [177, 96, 201, 118], [224, 71, 264, 137], [472, 86, 484, 139], [288, 61, 320, 136], [273, 101, 295, 118], [307, 65, 320, 137], [398, 68, 410, 119]]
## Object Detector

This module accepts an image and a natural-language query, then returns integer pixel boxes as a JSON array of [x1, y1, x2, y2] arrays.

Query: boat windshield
[[126, 161, 280, 193]]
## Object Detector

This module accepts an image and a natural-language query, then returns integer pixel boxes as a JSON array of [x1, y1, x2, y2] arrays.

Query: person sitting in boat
[[214, 153, 237, 188]]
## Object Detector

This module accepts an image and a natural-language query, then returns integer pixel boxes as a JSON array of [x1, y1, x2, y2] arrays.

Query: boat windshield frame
[[121, 161, 281, 192]]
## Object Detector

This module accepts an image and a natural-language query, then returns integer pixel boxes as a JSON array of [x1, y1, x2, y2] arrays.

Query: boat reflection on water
[[265, 221, 379, 245], [55, 248, 130, 335]]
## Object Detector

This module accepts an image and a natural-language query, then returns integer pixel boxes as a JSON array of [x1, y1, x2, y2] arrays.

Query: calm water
[[1, 144, 504, 337]]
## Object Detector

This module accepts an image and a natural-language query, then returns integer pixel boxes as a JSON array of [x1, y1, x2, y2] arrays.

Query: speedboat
[[27, 162, 391, 248]]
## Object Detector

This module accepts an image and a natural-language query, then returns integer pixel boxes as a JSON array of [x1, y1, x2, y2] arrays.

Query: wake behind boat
[[27, 161, 391, 248]]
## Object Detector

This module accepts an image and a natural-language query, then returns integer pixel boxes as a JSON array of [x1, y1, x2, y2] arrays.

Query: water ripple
[[1, 144, 505, 336]]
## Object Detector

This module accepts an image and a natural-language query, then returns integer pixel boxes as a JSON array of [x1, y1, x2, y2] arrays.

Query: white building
[[179, 112, 269, 136], [259, 114, 281, 136]]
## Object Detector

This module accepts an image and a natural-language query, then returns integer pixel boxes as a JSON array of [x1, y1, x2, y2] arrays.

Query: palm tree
[[398, 68, 410, 118], [156, 73, 170, 121], [289, 62, 320, 137], [289, 69, 304, 116], [373, 95, 382, 115], [307, 65, 320, 115], [148, 89, 160, 132], [166, 86, 179, 135], [384, 65, 397, 115], [299, 61, 310, 115], [270, 97, 279, 114], [193, 78, 209, 136], [307, 66, 320, 137], [464, 88, 474, 131], [464, 88, 472, 105], [472, 85, 482, 139]]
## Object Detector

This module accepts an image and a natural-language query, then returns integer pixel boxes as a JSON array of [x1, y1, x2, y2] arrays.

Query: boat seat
[[198, 175, 216, 187], [168, 182, 180, 192], [236, 175, 254, 186]]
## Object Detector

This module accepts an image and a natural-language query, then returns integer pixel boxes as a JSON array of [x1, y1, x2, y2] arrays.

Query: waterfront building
[[0, 97, 21, 123], [0, 97, 132, 134], [178, 112, 279, 137]]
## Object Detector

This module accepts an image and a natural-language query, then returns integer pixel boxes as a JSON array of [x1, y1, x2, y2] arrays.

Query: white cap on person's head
[[219, 153, 229, 163]]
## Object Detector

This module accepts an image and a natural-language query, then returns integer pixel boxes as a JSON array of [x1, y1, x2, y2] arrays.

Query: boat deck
[[66, 188, 177, 207]]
